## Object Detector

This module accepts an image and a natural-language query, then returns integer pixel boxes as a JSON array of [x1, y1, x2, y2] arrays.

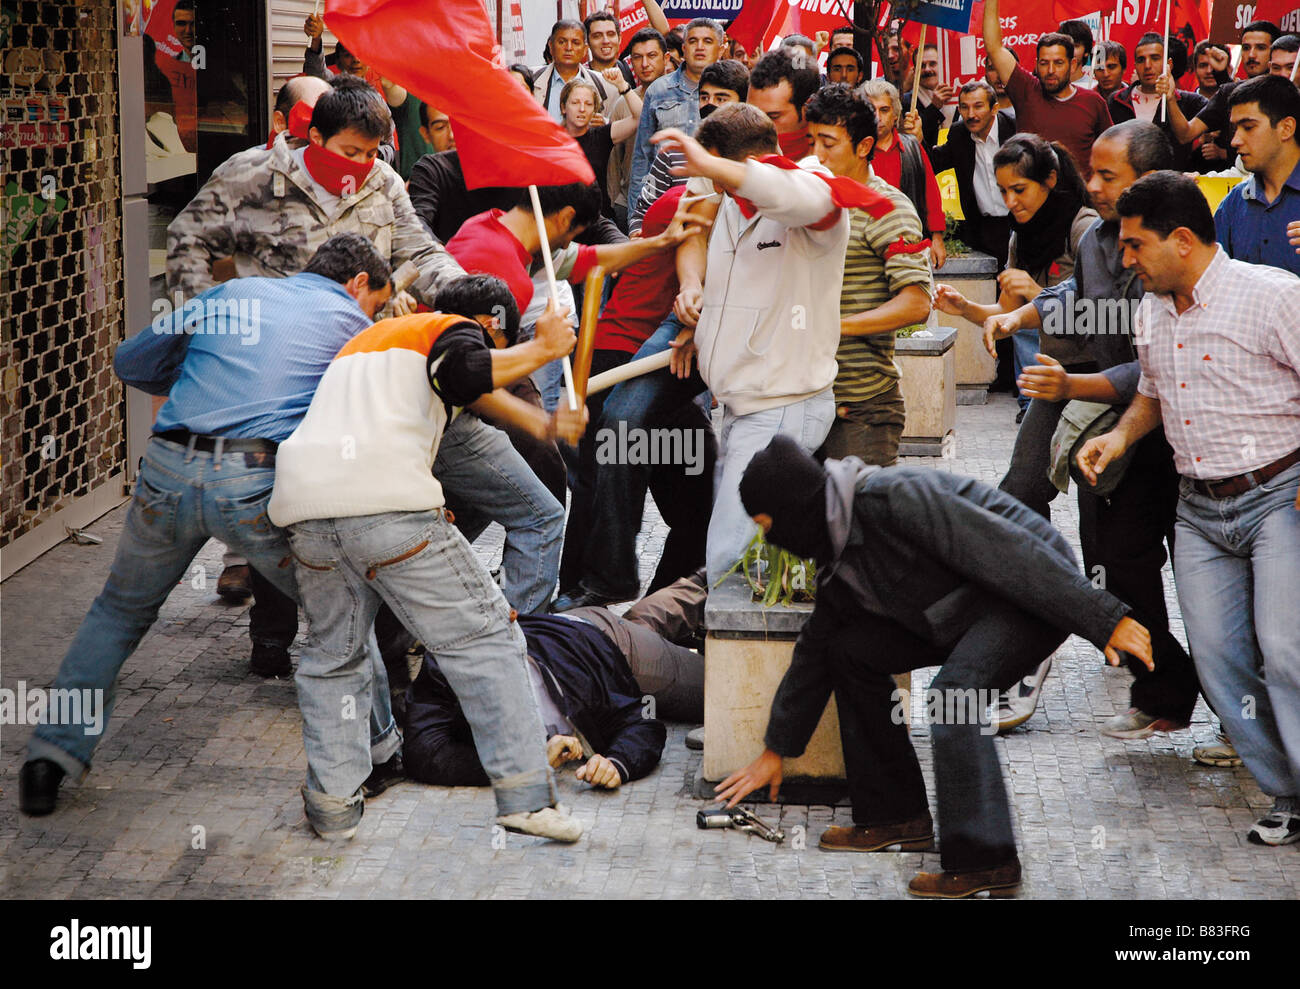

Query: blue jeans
[[531, 358, 566, 413], [287, 509, 555, 815], [1173, 462, 1300, 798], [577, 314, 714, 598], [1011, 328, 1040, 411], [433, 412, 564, 615], [707, 389, 835, 584], [26, 437, 398, 779]]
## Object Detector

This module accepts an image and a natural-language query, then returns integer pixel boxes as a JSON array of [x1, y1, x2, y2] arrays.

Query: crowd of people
[[16, 8, 1300, 898]]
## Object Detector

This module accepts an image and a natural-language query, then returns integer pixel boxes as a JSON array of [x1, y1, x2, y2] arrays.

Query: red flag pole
[[528, 184, 580, 412]]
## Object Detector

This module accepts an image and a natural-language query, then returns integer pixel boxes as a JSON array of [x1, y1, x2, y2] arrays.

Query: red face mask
[[303, 141, 375, 197], [777, 129, 811, 161]]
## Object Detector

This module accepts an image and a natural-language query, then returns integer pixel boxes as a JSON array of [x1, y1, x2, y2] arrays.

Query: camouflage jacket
[[166, 132, 463, 304]]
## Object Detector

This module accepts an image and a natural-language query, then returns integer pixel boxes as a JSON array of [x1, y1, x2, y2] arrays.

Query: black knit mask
[[739, 436, 831, 562]]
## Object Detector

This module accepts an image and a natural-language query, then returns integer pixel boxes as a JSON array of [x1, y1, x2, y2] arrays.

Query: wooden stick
[[573, 266, 605, 404], [585, 350, 672, 395], [911, 24, 926, 110], [528, 184, 579, 412]]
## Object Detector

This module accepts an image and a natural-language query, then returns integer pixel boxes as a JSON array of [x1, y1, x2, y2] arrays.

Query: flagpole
[[912, 24, 927, 111], [528, 183, 580, 412], [1159, 0, 1172, 120]]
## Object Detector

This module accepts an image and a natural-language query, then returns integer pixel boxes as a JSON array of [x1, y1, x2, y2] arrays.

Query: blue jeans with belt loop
[[1173, 462, 1300, 800], [26, 436, 399, 778], [287, 509, 555, 816]]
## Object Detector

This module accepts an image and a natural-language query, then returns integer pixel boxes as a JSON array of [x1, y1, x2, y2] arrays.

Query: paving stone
[[3, 395, 1296, 898]]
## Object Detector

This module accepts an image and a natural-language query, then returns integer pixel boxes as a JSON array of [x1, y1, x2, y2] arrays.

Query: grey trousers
[[567, 571, 707, 722]]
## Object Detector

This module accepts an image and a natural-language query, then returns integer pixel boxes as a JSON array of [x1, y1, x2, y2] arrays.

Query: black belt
[[155, 429, 278, 455], [1190, 446, 1300, 499]]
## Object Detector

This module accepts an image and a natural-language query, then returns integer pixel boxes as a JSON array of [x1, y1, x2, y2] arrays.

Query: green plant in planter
[[715, 529, 816, 607], [943, 213, 972, 257]]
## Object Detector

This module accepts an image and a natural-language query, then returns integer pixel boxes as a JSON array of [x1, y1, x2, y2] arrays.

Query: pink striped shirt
[[1135, 248, 1300, 480]]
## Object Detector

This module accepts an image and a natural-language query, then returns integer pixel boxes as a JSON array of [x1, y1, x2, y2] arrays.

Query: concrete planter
[[699, 576, 911, 800], [933, 250, 1000, 405], [895, 324, 957, 457]]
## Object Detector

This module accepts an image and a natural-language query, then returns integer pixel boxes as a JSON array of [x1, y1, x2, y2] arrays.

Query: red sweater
[[871, 135, 946, 236], [446, 209, 596, 314], [593, 185, 686, 354], [1005, 64, 1112, 181]]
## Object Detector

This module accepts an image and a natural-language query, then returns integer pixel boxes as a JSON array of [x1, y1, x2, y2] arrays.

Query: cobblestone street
[[2, 394, 1297, 899]]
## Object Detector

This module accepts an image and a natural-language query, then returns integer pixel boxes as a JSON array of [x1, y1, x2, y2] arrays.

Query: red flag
[[727, 0, 782, 53], [324, 0, 593, 189], [617, 1, 651, 50]]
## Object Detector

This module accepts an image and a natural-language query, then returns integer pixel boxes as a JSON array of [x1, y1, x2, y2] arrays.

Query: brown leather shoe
[[907, 857, 1022, 898], [217, 564, 252, 602], [819, 815, 934, 852]]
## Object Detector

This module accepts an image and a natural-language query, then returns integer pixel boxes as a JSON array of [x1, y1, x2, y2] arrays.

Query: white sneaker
[[497, 804, 583, 842], [990, 657, 1053, 733], [1247, 798, 1300, 846]]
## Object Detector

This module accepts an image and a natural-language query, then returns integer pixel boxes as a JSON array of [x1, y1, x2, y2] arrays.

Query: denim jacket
[[628, 66, 699, 214]]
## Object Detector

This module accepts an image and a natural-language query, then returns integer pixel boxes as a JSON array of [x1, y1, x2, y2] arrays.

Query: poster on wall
[[145, 0, 197, 154]]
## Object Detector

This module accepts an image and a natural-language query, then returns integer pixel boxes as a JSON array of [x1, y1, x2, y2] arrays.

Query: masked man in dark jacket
[[716, 436, 1152, 898]]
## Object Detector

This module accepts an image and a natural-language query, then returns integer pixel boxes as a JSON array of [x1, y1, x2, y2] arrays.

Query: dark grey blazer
[[764, 460, 1131, 757]]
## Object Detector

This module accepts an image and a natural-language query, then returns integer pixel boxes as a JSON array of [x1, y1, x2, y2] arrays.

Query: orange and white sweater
[[268, 312, 492, 527]]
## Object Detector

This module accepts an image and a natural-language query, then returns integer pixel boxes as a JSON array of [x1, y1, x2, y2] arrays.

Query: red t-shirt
[[1005, 64, 1112, 181], [446, 209, 597, 314], [593, 184, 686, 354], [871, 138, 946, 236]]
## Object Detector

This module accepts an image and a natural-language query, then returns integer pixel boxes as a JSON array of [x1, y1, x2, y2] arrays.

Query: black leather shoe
[[250, 642, 292, 678], [551, 587, 628, 613], [19, 759, 66, 816], [362, 754, 407, 798]]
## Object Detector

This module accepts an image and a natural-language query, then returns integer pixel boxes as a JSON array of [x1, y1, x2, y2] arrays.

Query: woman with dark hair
[[508, 63, 536, 91], [934, 133, 1098, 422], [932, 134, 1099, 733]]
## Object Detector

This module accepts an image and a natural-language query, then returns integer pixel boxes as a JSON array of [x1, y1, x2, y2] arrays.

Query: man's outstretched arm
[[982, 0, 1018, 93]]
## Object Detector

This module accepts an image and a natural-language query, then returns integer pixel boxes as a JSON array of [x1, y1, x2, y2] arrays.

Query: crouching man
[[717, 436, 1151, 898], [267, 277, 587, 842]]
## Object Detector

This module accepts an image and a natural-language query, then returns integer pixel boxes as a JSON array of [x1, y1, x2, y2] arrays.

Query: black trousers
[[248, 567, 415, 684], [997, 363, 1098, 520], [248, 565, 297, 649], [1077, 429, 1201, 722], [822, 596, 1065, 871], [559, 348, 630, 594]]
